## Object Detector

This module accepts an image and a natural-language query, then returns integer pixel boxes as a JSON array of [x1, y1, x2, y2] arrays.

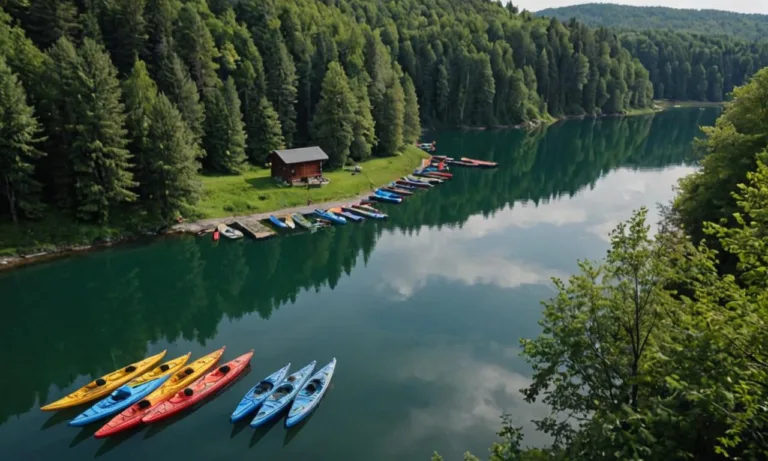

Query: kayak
[[314, 209, 346, 225], [339, 211, 364, 222], [446, 159, 478, 167], [343, 207, 386, 220], [370, 194, 401, 204], [269, 215, 289, 229], [461, 157, 498, 168], [396, 179, 431, 189], [250, 361, 316, 428], [383, 187, 413, 196], [285, 358, 337, 428], [389, 181, 417, 190], [142, 350, 254, 424], [291, 213, 315, 230], [422, 169, 453, 178], [69, 354, 190, 426], [217, 223, 244, 239], [41, 351, 167, 411], [95, 347, 225, 438], [283, 215, 296, 229], [406, 175, 442, 184], [354, 204, 386, 215], [230, 364, 291, 422]]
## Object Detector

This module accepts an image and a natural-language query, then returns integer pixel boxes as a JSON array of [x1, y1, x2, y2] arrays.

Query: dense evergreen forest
[[538, 4, 768, 42], [0, 0, 661, 229]]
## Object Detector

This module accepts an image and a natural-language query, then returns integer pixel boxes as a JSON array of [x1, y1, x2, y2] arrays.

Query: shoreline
[[0, 101, 722, 272]]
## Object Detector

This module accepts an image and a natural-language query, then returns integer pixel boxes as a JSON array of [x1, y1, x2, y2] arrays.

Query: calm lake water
[[0, 107, 719, 461]]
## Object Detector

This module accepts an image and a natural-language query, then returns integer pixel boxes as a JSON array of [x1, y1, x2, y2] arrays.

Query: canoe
[[285, 358, 337, 428], [95, 347, 225, 438], [406, 175, 442, 184], [142, 350, 254, 424], [269, 215, 289, 229], [69, 354, 190, 426], [369, 194, 401, 204], [354, 204, 386, 215], [422, 170, 453, 178], [314, 209, 346, 225], [383, 187, 413, 196], [217, 223, 244, 239], [339, 211, 364, 222], [230, 364, 291, 422], [397, 179, 431, 189], [461, 157, 498, 168], [291, 213, 315, 230], [343, 207, 386, 220], [41, 351, 167, 411], [447, 159, 478, 167], [389, 181, 417, 190], [249, 361, 316, 427], [283, 215, 296, 229], [375, 189, 403, 199]]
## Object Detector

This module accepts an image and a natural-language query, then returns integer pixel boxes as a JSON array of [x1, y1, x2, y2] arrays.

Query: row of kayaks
[[266, 204, 389, 229], [41, 349, 337, 436]]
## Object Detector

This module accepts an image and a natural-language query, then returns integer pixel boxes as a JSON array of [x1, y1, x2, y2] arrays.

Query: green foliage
[[0, 56, 44, 223], [402, 73, 420, 144], [157, 51, 205, 143], [20, 0, 80, 49], [349, 74, 376, 162], [377, 75, 405, 157], [245, 96, 284, 165], [202, 77, 247, 174], [675, 68, 768, 244], [142, 93, 201, 220], [100, 0, 147, 75], [311, 61, 356, 169], [174, 3, 219, 90]]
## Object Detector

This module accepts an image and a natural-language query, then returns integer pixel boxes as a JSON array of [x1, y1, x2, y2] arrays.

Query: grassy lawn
[[195, 145, 428, 218]]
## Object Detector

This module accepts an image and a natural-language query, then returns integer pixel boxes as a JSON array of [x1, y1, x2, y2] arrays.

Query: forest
[[538, 4, 768, 42], [0, 0, 662, 231], [435, 69, 768, 461]]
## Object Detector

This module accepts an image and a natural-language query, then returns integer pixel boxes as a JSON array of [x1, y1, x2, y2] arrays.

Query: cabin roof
[[272, 146, 329, 164]]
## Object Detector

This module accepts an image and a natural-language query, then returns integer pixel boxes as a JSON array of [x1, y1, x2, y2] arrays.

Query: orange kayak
[[94, 347, 225, 437], [142, 351, 254, 424]]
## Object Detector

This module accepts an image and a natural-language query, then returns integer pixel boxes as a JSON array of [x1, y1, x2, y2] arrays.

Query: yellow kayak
[[130, 353, 191, 386], [41, 350, 167, 411], [95, 347, 226, 437]]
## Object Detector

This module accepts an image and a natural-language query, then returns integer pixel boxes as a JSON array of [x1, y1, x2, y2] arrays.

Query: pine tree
[[158, 52, 205, 142], [202, 78, 246, 174], [143, 93, 201, 221], [311, 62, 356, 169], [143, 0, 177, 73], [0, 57, 45, 223], [261, 21, 298, 147], [70, 38, 136, 222], [246, 96, 283, 165], [24, 0, 80, 49], [123, 60, 158, 198], [377, 77, 405, 157], [101, 0, 147, 75], [350, 75, 376, 162], [174, 4, 219, 91], [435, 62, 449, 121], [402, 74, 421, 144]]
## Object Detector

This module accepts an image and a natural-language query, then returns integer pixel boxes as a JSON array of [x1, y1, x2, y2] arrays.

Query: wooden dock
[[231, 217, 277, 240]]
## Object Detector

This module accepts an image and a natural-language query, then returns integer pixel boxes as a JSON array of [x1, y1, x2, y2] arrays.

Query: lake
[[0, 107, 719, 461]]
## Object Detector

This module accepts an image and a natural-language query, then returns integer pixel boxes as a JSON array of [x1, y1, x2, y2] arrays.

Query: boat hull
[[285, 359, 337, 428]]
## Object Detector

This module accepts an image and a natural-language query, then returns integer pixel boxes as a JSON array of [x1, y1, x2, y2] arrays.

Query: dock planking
[[232, 218, 277, 240]]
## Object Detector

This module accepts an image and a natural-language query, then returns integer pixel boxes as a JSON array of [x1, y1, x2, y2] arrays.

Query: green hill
[[537, 4, 768, 41]]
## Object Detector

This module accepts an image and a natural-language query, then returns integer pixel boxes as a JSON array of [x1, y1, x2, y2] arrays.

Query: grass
[[195, 145, 428, 218], [654, 99, 725, 109]]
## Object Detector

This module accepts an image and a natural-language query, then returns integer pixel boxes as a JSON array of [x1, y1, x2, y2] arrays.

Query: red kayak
[[141, 351, 253, 424], [461, 157, 498, 168]]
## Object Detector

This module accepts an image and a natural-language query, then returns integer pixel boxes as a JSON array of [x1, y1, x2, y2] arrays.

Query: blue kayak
[[343, 207, 387, 220], [269, 215, 289, 229], [285, 358, 337, 428], [230, 364, 291, 422], [374, 190, 404, 203], [369, 194, 401, 204], [314, 209, 346, 224], [338, 211, 364, 222], [250, 361, 316, 428], [69, 374, 172, 426]]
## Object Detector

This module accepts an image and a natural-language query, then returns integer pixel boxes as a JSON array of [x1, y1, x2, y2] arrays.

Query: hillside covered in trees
[[537, 4, 768, 42], [0, 0, 659, 231]]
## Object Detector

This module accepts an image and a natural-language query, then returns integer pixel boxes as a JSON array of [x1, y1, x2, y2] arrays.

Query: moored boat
[[446, 159, 478, 167], [369, 194, 401, 204], [314, 209, 346, 224], [383, 186, 413, 196], [218, 223, 244, 239], [249, 361, 316, 427], [406, 175, 442, 184], [269, 215, 289, 229], [329, 207, 364, 222], [354, 204, 385, 215], [374, 189, 404, 202], [95, 347, 225, 437], [142, 350, 254, 424], [461, 157, 498, 168], [230, 364, 291, 423], [285, 358, 337, 428], [291, 213, 315, 230], [396, 179, 431, 189], [41, 351, 167, 411], [283, 215, 296, 229], [343, 206, 387, 219]]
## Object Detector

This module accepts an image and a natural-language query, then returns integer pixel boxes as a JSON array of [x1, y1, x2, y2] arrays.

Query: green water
[[0, 108, 718, 460]]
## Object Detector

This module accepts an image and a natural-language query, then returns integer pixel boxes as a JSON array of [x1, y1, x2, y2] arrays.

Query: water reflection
[[0, 108, 718, 431]]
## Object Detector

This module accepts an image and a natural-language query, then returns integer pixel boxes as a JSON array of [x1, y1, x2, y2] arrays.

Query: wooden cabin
[[269, 147, 329, 186]]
